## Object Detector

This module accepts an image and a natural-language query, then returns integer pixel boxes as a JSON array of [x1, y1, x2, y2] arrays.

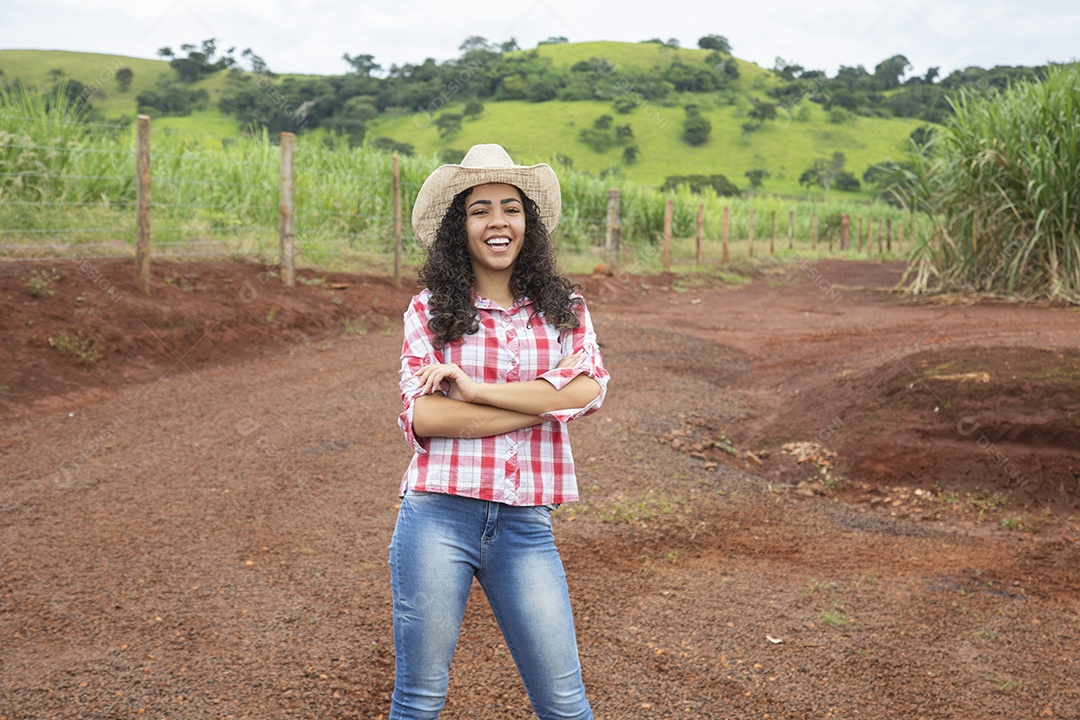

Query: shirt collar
[[472, 292, 534, 313]]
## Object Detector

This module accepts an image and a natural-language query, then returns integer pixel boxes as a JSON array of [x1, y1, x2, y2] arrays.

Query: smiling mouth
[[485, 237, 511, 248]]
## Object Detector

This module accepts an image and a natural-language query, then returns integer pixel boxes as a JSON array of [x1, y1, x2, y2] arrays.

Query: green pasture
[[368, 97, 926, 196]]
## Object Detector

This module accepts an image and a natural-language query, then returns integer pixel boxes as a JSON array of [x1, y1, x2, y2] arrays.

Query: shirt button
[[510, 356, 519, 366]]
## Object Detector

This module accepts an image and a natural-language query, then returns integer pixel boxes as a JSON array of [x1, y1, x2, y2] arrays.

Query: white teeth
[[485, 237, 510, 246]]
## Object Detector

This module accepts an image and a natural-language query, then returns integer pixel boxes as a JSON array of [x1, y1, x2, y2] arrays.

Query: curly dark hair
[[418, 186, 582, 348]]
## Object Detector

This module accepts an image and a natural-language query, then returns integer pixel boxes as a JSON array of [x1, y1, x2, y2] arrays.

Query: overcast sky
[[3, 0, 1077, 79]]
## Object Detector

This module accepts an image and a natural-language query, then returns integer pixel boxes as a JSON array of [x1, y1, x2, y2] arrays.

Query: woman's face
[[463, 183, 526, 276]]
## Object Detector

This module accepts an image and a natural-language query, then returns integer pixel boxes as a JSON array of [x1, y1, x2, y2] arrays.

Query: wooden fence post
[[392, 154, 402, 288], [661, 199, 673, 271], [896, 221, 903, 253], [135, 114, 151, 295], [877, 219, 884, 255], [770, 211, 776, 255], [278, 131, 296, 288], [606, 189, 622, 269], [695, 202, 704, 266], [811, 212, 818, 252], [840, 213, 850, 251], [886, 218, 892, 253], [857, 217, 863, 253], [747, 209, 755, 258], [788, 210, 794, 250], [721, 206, 730, 266]]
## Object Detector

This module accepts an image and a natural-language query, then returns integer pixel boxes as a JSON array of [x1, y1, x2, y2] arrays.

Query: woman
[[391, 144, 609, 720]]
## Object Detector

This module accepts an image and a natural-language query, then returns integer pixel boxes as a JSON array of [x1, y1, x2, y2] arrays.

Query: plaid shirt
[[397, 289, 609, 506]]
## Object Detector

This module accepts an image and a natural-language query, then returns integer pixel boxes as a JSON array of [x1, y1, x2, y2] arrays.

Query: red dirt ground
[[2, 257, 1078, 719]]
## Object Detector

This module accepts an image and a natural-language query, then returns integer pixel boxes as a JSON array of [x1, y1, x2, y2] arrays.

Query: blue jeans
[[388, 490, 592, 720]]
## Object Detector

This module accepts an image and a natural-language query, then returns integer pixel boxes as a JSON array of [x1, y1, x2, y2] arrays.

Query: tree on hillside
[[115, 67, 133, 91], [463, 98, 484, 118], [742, 98, 778, 132], [799, 152, 847, 201], [343, 53, 380, 77], [539, 36, 568, 45], [460, 36, 497, 54], [661, 174, 739, 197], [435, 112, 462, 138], [698, 35, 731, 53], [165, 39, 238, 83], [744, 168, 770, 189], [136, 76, 209, 116], [773, 57, 805, 81], [579, 115, 633, 152], [873, 54, 912, 90], [682, 104, 711, 146], [370, 137, 414, 156], [240, 48, 269, 74]]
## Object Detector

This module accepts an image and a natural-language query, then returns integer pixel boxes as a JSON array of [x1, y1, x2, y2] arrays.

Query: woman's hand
[[556, 351, 586, 369], [415, 362, 481, 403]]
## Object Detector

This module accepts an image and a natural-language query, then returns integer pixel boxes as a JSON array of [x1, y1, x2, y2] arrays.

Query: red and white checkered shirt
[[397, 289, 609, 506]]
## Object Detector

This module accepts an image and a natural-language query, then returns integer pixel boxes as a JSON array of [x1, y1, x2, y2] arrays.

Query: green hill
[[1, 45, 930, 196], [533, 40, 773, 84], [367, 98, 924, 197]]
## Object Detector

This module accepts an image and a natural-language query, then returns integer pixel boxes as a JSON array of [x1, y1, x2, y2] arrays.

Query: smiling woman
[[463, 183, 526, 304], [386, 143, 609, 719]]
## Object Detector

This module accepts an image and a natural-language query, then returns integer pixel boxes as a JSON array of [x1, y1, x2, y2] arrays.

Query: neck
[[473, 267, 515, 309]]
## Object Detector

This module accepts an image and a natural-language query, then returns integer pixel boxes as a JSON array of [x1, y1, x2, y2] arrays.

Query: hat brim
[[411, 163, 561, 248]]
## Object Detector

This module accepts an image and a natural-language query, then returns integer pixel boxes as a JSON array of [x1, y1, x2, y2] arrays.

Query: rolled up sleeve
[[536, 299, 609, 423], [398, 295, 442, 453]]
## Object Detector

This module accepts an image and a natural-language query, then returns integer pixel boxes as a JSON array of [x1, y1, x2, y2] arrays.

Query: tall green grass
[[904, 64, 1080, 304], [1, 83, 916, 271]]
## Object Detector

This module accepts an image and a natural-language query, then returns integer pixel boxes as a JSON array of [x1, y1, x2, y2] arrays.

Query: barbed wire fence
[[0, 112, 914, 293]]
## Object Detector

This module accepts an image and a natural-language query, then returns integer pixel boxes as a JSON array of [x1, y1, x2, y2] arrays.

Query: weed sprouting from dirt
[[597, 490, 685, 524], [819, 610, 852, 627], [24, 268, 61, 298], [49, 331, 104, 365], [341, 314, 369, 335]]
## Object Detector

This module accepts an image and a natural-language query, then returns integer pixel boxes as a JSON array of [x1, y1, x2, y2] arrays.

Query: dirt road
[[2, 258, 1077, 719]]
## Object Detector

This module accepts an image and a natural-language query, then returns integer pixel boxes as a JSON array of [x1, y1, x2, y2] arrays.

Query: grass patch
[[340, 315, 368, 335], [818, 610, 852, 627], [24, 268, 61, 298], [596, 490, 685, 524], [49, 331, 104, 365]]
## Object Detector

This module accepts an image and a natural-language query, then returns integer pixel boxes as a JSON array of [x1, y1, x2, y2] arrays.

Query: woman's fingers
[[415, 363, 456, 394], [556, 351, 586, 369], [415, 362, 478, 398]]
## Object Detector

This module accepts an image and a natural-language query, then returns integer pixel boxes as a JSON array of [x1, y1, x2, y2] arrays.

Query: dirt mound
[[1, 258, 412, 417]]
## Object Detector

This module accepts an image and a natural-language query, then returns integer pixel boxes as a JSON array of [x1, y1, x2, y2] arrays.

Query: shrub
[[905, 64, 1080, 303]]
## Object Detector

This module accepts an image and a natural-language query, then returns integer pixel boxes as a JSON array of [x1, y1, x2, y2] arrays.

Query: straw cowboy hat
[[411, 143, 561, 248]]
